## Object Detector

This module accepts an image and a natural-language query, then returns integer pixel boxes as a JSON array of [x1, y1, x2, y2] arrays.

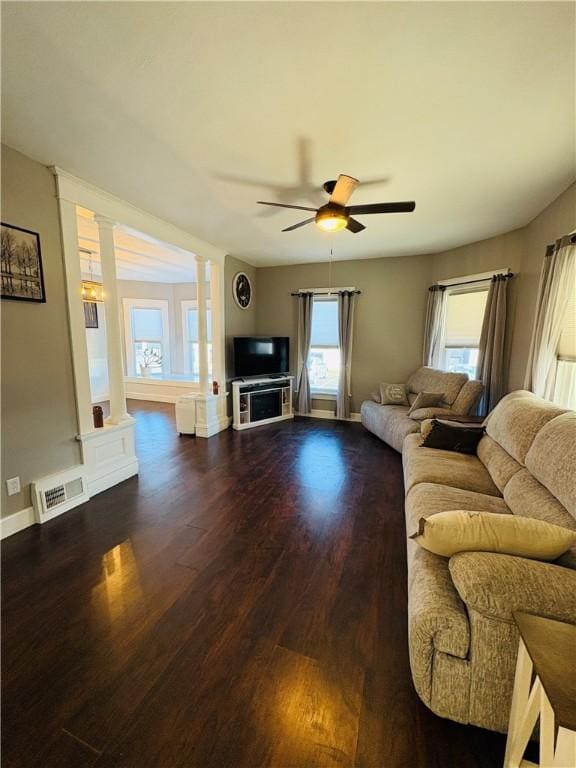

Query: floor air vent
[[32, 467, 90, 523]]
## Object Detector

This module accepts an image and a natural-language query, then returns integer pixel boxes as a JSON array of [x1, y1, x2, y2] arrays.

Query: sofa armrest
[[409, 548, 470, 658], [409, 407, 458, 421], [449, 551, 576, 624]]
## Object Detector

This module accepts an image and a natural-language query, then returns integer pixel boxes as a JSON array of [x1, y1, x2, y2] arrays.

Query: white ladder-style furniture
[[504, 613, 576, 768]]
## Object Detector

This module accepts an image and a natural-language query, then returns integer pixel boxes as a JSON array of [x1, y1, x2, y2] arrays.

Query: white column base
[[78, 417, 138, 495], [193, 392, 230, 438]]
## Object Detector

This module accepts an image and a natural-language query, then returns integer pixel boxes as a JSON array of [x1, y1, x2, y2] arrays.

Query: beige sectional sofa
[[403, 390, 576, 732], [360, 367, 483, 452]]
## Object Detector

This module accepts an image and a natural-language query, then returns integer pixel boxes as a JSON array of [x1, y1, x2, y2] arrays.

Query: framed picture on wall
[[1, 222, 46, 302], [84, 301, 99, 328]]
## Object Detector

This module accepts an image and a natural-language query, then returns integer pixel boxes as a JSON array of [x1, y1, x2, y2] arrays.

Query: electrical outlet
[[6, 477, 21, 496]]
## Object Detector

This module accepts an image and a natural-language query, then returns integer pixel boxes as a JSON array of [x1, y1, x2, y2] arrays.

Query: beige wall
[[255, 255, 433, 412], [1, 145, 80, 517], [224, 255, 257, 380], [253, 183, 575, 413]]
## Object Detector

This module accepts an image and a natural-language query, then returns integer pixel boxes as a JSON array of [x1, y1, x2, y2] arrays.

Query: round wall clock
[[233, 271, 252, 309]]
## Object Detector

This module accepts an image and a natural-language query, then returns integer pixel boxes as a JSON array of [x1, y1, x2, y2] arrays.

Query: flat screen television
[[233, 337, 289, 378]]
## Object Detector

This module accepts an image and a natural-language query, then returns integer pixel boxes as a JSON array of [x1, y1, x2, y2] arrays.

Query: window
[[182, 300, 212, 381], [123, 299, 170, 378], [552, 286, 576, 409], [442, 288, 488, 378], [308, 297, 340, 393]]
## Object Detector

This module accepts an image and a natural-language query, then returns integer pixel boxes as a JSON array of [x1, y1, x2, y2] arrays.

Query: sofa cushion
[[502, 469, 576, 570], [403, 433, 500, 497], [408, 392, 445, 414], [406, 367, 468, 406], [405, 482, 509, 532], [503, 469, 576, 531], [485, 390, 567, 465], [360, 401, 419, 452], [449, 552, 576, 623], [421, 420, 485, 455], [477, 435, 523, 493], [525, 412, 576, 518], [379, 382, 410, 406], [451, 379, 484, 416], [412, 510, 576, 561]]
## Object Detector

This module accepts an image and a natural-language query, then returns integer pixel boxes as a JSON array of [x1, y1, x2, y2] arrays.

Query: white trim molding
[[298, 408, 361, 422], [1, 507, 36, 540], [52, 167, 226, 266], [78, 420, 139, 496]]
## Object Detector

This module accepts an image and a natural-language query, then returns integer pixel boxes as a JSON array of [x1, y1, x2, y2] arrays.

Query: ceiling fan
[[257, 175, 415, 234]]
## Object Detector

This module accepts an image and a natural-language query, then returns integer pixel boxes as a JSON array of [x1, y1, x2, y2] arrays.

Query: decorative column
[[95, 215, 129, 424], [58, 198, 94, 436], [195, 255, 210, 394], [189, 255, 229, 437]]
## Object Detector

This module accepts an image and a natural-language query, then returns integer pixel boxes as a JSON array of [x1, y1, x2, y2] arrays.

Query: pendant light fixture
[[80, 248, 104, 303]]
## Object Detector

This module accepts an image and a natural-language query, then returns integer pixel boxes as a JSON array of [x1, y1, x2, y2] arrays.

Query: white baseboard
[[1, 506, 36, 540], [298, 408, 361, 422]]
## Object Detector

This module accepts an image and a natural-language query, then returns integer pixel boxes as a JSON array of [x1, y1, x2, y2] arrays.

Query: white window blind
[[444, 290, 488, 347], [186, 308, 212, 343], [131, 308, 163, 341], [557, 289, 576, 362], [310, 299, 338, 346]]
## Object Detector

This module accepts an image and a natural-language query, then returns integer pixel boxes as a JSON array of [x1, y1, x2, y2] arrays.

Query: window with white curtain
[[123, 299, 170, 378], [552, 287, 576, 409], [182, 300, 212, 380], [441, 287, 489, 378], [308, 296, 340, 393]]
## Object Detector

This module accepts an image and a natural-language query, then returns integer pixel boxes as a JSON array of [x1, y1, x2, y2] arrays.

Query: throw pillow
[[408, 391, 445, 414], [379, 382, 409, 406], [420, 419, 485, 454], [411, 510, 576, 561]]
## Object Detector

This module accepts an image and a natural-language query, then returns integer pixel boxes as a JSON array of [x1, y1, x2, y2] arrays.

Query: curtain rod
[[291, 290, 362, 296], [430, 272, 514, 291], [547, 233, 576, 252]]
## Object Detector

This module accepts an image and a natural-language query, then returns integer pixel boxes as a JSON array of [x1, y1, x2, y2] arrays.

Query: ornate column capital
[[94, 214, 117, 230]]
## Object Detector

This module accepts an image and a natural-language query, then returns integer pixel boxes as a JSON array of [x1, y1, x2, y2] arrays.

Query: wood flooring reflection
[[2, 401, 507, 767]]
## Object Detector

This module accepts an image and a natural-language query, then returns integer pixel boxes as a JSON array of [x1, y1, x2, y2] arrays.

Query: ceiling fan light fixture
[[315, 208, 348, 232]]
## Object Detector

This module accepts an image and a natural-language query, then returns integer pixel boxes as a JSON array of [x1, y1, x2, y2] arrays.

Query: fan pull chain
[[328, 246, 333, 296]]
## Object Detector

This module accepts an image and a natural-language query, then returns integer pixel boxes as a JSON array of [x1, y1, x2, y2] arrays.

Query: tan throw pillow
[[411, 510, 576, 561], [408, 391, 445, 414], [379, 382, 409, 406]]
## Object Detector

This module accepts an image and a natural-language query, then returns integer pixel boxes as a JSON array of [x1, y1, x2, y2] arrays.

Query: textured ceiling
[[2, 2, 575, 266]]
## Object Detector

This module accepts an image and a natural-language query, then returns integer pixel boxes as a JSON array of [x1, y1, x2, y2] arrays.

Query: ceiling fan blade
[[257, 201, 317, 211], [346, 201, 416, 215], [346, 218, 366, 233], [329, 175, 359, 206], [282, 217, 316, 232]]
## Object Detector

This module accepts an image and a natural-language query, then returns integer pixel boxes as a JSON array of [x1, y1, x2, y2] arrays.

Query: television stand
[[232, 376, 294, 431]]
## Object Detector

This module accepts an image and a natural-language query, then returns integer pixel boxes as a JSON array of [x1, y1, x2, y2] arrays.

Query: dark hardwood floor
[[2, 401, 507, 767]]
